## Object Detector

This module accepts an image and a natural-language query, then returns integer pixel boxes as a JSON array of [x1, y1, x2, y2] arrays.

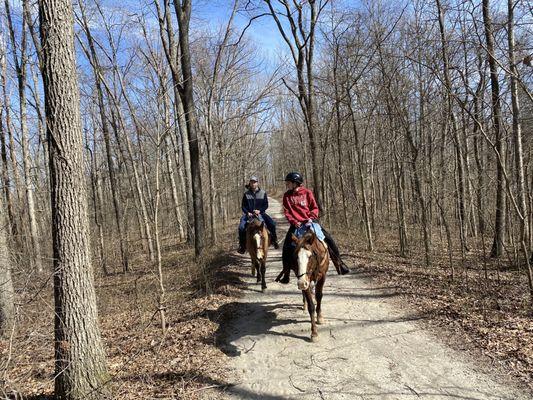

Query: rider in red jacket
[[276, 172, 350, 284], [283, 185, 319, 227]]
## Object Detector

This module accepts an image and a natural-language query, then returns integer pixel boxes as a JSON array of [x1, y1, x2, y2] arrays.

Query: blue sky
[[93, 0, 291, 67], [193, 0, 286, 58]]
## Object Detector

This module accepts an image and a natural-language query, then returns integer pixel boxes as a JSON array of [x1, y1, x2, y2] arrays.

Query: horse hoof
[[261, 287, 267, 293], [310, 335, 319, 342], [317, 317, 325, 325]]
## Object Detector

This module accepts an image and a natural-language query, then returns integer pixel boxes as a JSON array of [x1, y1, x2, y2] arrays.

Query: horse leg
[[261, 260, 267, 292], [303, 288, 318, 341], [315, 277, 326, 325], [302, 292, 307, 311], [255, 260, 261, 283], [251, 259, 256, 277]]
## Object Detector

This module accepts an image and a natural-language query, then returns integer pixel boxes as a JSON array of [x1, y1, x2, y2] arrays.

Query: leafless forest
[[0, 0, 532, 398]]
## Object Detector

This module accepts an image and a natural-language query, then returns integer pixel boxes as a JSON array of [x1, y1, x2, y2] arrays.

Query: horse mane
[[247, 217, 264, 232], [295, 231, 316, 253]]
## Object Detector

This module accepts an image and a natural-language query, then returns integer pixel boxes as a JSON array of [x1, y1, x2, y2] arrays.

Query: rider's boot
[[330, 252, 350, 275], [275, 267, 290, 284], [271, 232, 279, 249]]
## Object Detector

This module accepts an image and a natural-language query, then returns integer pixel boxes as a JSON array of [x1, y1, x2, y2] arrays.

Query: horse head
[[247, 217, 266, 260], [292, 231, 327, 291]]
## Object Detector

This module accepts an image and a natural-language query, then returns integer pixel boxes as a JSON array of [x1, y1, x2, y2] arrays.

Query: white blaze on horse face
[[297, 248, 312, 290], [254, 233, 263, 259]]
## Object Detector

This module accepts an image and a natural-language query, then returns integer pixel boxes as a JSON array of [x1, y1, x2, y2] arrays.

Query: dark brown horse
[[246, 217, 270, 292], [292, 230, 330, 341]]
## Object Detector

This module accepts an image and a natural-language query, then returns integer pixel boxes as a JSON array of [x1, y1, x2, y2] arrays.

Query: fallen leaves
[[3, 231, 245, 399]]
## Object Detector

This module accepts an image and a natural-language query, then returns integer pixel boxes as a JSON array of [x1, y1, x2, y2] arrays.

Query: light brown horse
[[292, 230, 330, 341], [246, 216, 270, 292]]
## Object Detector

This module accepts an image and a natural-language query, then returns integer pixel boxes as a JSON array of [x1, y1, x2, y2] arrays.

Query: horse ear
[[291, 234, 298, 243]]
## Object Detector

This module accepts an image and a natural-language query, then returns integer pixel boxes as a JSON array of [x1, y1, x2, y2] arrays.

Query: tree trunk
[[162, 89, 185, 240], [0, 104, 15, 236], [154, 129, 166, 332], [482, 0, 506, 257], [174, 0, 206, 257], [0, 45, 16, 237], [347, 92, 373, 251], [0, 191, 14, 339], [436, 0, 469, 252], [5, 0, 43, 272], [155, 0, 194, 243], [1, 51, 22, 237], [507, 0, 533, 293], [97, 82, 130, 271], [87, 126, 107, 276], [38, 0, 110, 397]]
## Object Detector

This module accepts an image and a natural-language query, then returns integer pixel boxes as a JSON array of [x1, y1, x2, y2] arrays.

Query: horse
[[245, 216, 270, 292], [292, 230, 330, 342]]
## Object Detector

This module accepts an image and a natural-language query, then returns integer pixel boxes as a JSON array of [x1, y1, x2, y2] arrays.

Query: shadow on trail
[[257, 287, 400, 300], [207, 378, 513, 400], [209, 300, 310, 357], [220, 386, 292, 399], [322, 387, 519, 400]]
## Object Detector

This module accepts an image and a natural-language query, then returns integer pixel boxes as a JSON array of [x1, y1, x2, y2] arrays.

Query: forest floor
[[3, 199, 532, 399], [3, 226, 244, 399]]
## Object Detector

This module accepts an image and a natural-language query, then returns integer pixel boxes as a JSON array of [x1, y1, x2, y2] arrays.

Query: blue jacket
[[242, 188, 268, 214]]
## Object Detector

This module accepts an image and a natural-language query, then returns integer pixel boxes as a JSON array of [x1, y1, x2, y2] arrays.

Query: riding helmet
[[284, 172, 303, 184]]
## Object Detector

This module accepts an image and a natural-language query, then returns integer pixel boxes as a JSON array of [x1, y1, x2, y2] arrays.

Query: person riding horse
[[238, 176, 279, 254], [276, 172, 350, 283]]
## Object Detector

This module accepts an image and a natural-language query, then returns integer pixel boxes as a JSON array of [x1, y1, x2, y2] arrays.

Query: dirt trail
[[210, 199, 528, 400]]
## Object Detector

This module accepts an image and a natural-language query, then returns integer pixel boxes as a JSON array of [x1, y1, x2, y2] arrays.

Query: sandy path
[[211, 199, 528, 400]]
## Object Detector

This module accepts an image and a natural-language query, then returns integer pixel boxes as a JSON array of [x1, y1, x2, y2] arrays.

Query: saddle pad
[[295, 222, 326, 242]]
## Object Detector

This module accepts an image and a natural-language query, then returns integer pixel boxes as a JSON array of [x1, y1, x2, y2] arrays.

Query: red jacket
[[282, 186, 319, 226]]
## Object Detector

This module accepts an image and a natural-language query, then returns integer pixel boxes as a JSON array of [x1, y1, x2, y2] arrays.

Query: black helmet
[[284, 172, 303, 184]]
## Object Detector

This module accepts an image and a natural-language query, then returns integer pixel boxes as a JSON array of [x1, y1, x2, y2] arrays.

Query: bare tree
[[507, 0, 532, 292], [260, 0, 329, 210], [0, 36, 16, 235], [5, 0, 43, 272], [77, 2, 130, 272], [0, 191, 14, 339], [38, 0, 109, 397], [173, 0, 206, 257], [482, 0, 506, 258], [436, 0, 469, 252]]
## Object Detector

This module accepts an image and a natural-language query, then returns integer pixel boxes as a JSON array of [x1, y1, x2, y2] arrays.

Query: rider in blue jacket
[[238, 176, 279, 253]]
